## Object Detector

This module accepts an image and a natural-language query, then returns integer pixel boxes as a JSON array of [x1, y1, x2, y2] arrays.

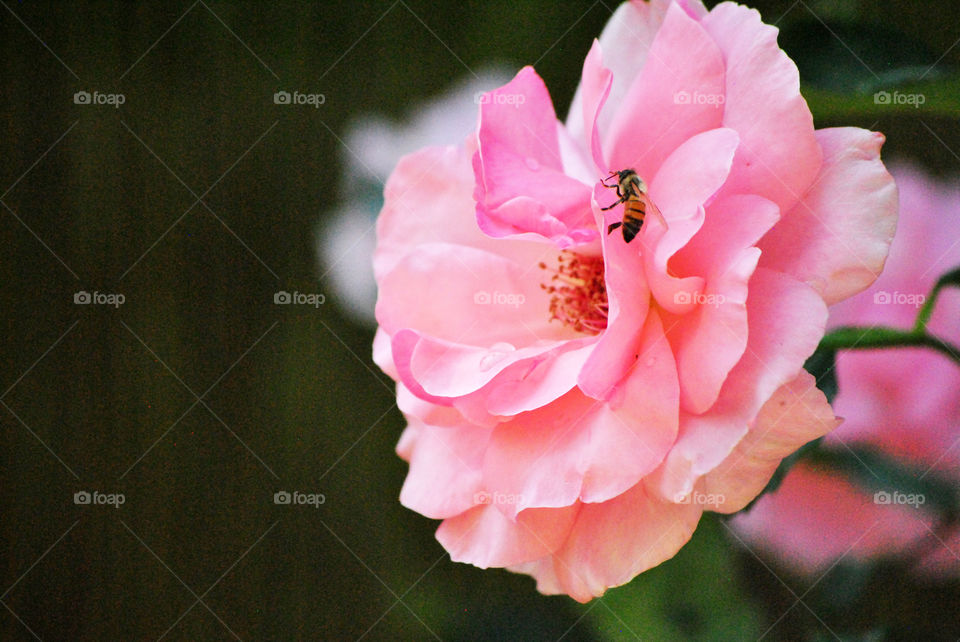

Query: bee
[[600, 169, 665, 243]]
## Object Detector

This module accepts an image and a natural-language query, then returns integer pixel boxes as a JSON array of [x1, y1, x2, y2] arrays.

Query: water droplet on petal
[[479, 342, 516, 372], [479, 352, 504, 372], [645, 357, 657, 368], [525, 157, 541, 171]]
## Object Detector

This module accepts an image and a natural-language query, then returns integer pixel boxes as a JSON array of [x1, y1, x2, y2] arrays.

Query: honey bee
[[600, 169, 665, 243]]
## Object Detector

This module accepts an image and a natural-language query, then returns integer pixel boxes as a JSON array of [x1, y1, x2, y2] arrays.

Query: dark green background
[[1, 1, 958, 640]]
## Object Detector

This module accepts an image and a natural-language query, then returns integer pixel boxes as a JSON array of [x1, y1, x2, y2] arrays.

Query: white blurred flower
[[317, 68, 513, 325]]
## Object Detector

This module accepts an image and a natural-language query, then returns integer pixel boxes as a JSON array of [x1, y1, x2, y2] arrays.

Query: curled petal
[[644, 127, 740, 315], [759, 127, 898, 304], [484, 310, 678, 518], [437, 503, 579, 569], [474, 67, 594, 244], [667, 194, 780, 414], [399, 418, 489, 519], [578, 187, 651, 399], [703, 370, 841, 512], [579, 40, 613, 172], [483, 341, 596, 416], [566, 0, 679, 145], [550, 481, 702, 602]]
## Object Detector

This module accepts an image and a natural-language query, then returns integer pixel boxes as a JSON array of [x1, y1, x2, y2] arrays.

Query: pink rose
[[374, 0, 897, 601], [732, 163, 960, 576]]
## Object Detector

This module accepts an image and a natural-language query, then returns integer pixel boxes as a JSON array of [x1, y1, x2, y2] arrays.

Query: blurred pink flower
[[732, 163, 960, 576], [375, 0, 897, 601]]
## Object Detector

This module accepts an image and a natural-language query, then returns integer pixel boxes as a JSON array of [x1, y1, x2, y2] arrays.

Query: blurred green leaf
[[806, 445, 959, 515], [779, 17, 960, 119], [804, 346, 839, 403], [779, 19, 945, 93], [585, 516, 762, 641], [803, 75, 960, 120]]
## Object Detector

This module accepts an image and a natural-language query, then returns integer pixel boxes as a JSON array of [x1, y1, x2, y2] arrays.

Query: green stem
[[913, 265, 960, 333], [819, 266, 960, 367], [820, 325, 960, 367]]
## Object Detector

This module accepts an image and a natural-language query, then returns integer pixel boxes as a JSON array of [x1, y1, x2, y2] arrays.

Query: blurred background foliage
[[0, 0, 958, 639]]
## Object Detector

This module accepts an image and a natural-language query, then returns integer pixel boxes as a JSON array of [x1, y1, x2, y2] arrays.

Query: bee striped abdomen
[[621, 199, 646, 242]]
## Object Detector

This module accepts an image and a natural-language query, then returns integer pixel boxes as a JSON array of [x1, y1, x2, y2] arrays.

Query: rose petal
[[474, 67, 594, 244], [604, 3, 725, 182], [647, 268, 828, 502], [482, 391, 595, 517], [376, 146, 501, 280], [484, 341, 597, 416], [566, 0, 675, 145], [582, 309, 679, 503], [644, 127, 740, 315], [701, 2, 821, 215], [666, 194, 781, 414], [372, 327, 398, 380], [703, 370, 841, 512], [550, 481, 702, 602], [377, 242, 564, 345], [392, 328, 564, 403], [506, 558, 563, 596], [758, 127, 898, 304], [484, 313, 677, 517], [397, 382, 467, 428], [577, 191, 651, 400], [399, 418, 490, 519], [437, 503, 580, 568], [579, 40, 613, 172]]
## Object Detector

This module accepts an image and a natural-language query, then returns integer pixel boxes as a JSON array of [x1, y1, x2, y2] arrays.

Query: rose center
[[539, 251, 608, 335]]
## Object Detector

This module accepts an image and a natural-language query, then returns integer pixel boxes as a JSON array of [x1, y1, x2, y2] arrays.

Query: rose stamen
[[539, 250, 608, 335]]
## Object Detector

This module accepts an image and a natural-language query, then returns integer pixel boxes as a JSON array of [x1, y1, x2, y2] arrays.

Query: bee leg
[[600, 200, 623, 211], [607, 221, 622, 235]]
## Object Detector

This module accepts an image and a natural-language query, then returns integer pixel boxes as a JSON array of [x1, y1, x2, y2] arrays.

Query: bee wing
[[645, 195, 669, 231]]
